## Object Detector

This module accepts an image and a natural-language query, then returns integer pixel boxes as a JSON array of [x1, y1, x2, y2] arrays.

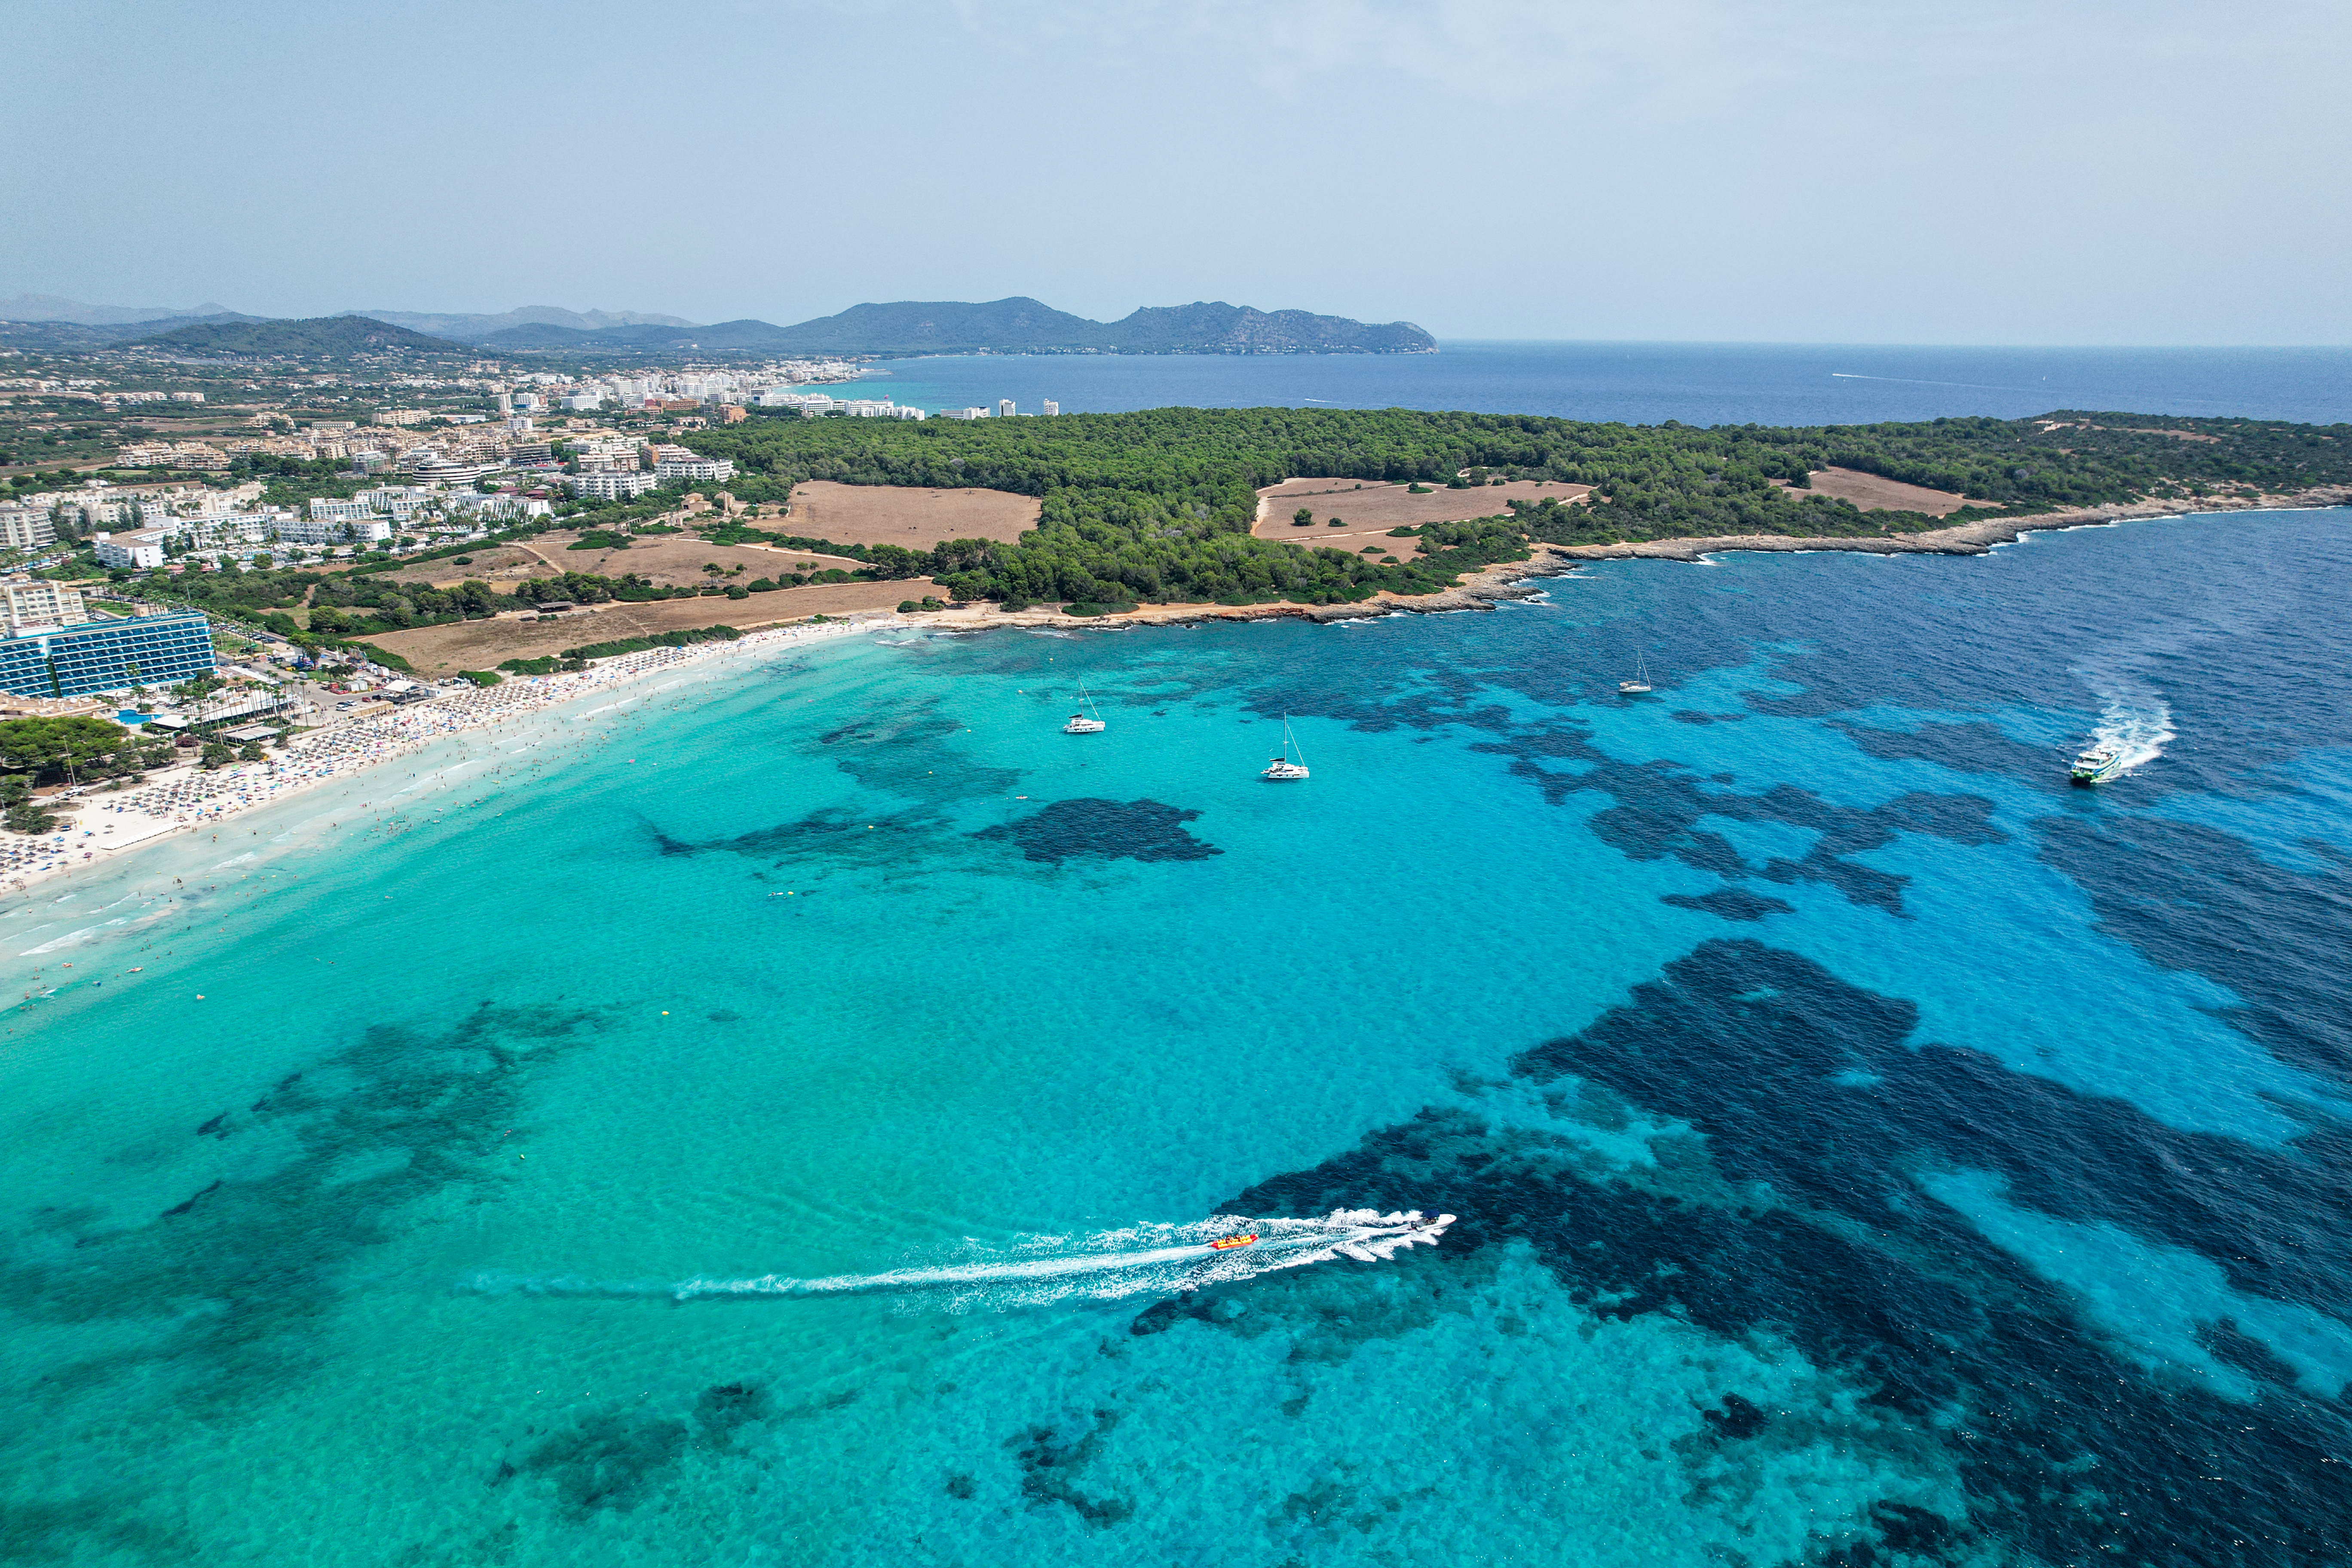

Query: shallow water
[[5, 508, 2350, 1565]]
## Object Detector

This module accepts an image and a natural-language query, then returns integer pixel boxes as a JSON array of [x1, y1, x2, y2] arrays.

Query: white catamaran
[[1261, 716, 1310, 780], [1063, 680, 1106, 734]]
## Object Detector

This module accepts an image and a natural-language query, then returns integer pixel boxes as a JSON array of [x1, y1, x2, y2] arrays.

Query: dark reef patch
[[520, 1409, 690, 1514], [1007, 1410, 1133, 1527], [1, 1001, 606, 1557], [1472, 718, 2006, 917], [1830, 717, 2058, 781], [1220, 939, 2352, 1568], [3, 1006, 600, 1398], [976, 798, 1221, 866], [2039, 811, 2352, 1090], [693, 1381, 773, 1449], [1662, 888, 1795, 922], [159, 1179, 221, 1219]]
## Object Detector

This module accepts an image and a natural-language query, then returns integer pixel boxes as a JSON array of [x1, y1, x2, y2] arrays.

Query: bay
[[6, 502, 2351, 1562], [858, 340, 2352, 426]]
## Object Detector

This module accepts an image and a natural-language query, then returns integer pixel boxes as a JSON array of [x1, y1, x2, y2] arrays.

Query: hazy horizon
[[6, 0, 2348, 347]]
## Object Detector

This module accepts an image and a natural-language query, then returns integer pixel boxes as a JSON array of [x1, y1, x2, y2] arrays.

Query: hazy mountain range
[[0, 292, 241, 326], [0, 295, 1437, 357]]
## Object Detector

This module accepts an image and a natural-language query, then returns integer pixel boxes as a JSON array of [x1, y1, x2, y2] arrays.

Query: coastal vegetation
[[0, 717, 174, 826], [680, 407, 2352, 608], [559, 625, 744, 661]]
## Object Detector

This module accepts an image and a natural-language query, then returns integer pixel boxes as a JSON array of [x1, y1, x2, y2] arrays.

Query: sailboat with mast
[[1619, 650, 1653, 696], [1063, 680, 1106, 734], [1261, 716, 1310, 780]]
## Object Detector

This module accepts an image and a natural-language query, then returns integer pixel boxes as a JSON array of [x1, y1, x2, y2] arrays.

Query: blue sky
[[6, 0, 2347, 343]]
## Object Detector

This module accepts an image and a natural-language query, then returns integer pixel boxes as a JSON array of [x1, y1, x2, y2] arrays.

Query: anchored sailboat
[[1063, 680, 1106, 734], [1619, 650, 1653, 695], [1261, 716, 1309, 780]]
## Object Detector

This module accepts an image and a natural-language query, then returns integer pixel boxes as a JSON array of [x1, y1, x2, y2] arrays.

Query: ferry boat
[[1261, 716, 1310, 780], [1208, 1233, 1258, 1251], [2069, 746, 2122, 786], [1063, 680, 1106, 734]]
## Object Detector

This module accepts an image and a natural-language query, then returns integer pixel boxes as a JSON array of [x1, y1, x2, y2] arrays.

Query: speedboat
[[2069, 747, 2122, 786], [1208, 1233, 1259, 1250]]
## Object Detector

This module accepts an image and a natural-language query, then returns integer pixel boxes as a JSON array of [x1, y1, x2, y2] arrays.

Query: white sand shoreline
[[14, 489, 2343, 903], [4, 613, 905, 901]]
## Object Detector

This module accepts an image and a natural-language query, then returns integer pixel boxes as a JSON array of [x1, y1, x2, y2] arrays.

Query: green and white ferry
[[2069, 746, 2123, 786]]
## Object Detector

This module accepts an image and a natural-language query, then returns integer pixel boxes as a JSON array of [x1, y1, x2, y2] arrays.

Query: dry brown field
[[786, 481, 1040, 547], [1788, 467, 1978, 517], [1252, 477, 1591, 537], [381, 533, 867, 592], [367, 579, 933, 675]]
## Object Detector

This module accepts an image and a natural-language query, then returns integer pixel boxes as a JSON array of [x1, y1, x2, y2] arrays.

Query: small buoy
[[661, 1010, 669, 1015], [195, 995, 205, 1000]]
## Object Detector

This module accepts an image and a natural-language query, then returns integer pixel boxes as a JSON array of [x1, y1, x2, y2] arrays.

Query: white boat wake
[[465, 1209, 1454, 1311], [2087, 694, 2175, 775]]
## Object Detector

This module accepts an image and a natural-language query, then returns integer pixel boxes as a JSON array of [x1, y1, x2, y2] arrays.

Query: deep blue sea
[[6, 500, 2351, 1563], [861, 341, 2352, 427]]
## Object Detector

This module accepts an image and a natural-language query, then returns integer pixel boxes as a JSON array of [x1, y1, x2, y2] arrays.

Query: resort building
[[566, 469, 660, 500], [0, 611, 214, 698], [1041, 399, 1060, 416], [93, 529, 172, 569], [654, 454, 734, 482], [0, 503, 56, 548], [271, 515, 392, 545], [2, 580, 89, 633], [998, 399, 1016, 417]]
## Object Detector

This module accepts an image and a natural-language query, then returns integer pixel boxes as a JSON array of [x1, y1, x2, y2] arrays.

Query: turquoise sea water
[[7, 508, 2352, 1564]]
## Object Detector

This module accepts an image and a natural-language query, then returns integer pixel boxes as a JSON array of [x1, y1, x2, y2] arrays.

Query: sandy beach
[[3, 614, 903, 899], [13, 485, 2343, 900]]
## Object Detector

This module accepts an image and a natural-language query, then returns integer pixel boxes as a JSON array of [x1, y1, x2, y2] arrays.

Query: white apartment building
[[2, 579, 87, 632], [0, 503, 56, 548], [403, 455, 499, 489], [272, 515, 393, 545], [309, 496, 374, 522], [93, 529, 171, 570], [998, 399, 1016, 417], [1041, 399, 1060, 416], [566, 469, 660, 500], [180, 511, 275, 548], [360, 485, 434, 515], [941, 407, 989, 421], [654, 455, 734, 482], [831, 399, 925, 421]]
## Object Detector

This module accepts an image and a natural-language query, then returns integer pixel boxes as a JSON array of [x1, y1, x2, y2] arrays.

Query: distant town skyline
[[4, 0, 2348, 346]]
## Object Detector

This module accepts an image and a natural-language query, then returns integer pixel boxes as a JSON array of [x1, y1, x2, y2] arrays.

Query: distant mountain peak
[[0, 293, 238, 326], [473, 298, 1436, 356], [349, 305, 701, 343], [135, 315, 470, 358]]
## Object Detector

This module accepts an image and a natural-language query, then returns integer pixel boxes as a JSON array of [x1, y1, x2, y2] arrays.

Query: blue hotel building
[[0, 613, 217, 699]]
